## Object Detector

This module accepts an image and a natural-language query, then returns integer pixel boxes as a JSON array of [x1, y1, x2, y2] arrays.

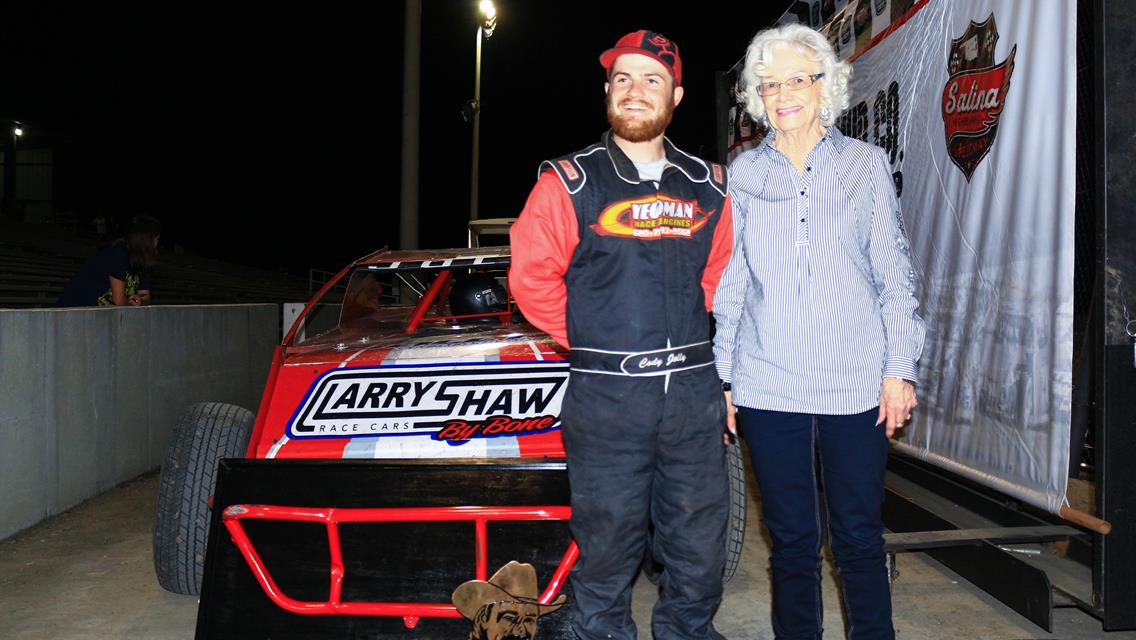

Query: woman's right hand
[[724, 390, 737, 444]]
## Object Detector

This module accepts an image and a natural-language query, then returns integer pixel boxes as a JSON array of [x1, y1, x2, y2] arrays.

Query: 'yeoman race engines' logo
[[942, 13, 1016, 182], [288, 362, 569, 444], [590, 195, 714, 239]]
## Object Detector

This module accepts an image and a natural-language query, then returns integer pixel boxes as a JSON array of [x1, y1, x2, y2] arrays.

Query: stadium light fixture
[[470, 1, 498, 220]]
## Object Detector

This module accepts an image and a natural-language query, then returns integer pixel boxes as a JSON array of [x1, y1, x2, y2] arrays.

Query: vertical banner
[[723, 67, 763, 163], [724, 0, 1076, 514]]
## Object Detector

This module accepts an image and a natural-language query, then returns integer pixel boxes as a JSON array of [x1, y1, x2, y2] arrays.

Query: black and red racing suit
[[510, 130, 735, 640]]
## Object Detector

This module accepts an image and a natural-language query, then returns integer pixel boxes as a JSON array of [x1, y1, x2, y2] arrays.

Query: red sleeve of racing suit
[[701, 193, 735, 312], [509, 170, 579, 348]]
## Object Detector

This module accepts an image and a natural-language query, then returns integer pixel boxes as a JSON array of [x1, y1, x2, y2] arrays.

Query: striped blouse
[[712, 127, 925, 415]]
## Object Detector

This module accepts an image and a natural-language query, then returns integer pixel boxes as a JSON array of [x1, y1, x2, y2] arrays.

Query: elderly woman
[[713, 23, 925, 640]]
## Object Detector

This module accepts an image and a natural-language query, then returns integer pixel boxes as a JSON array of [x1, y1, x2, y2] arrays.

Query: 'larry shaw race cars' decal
[[286, 361, 569, 444]]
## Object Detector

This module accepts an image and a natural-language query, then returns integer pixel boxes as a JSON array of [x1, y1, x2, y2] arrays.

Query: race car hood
[[283, 322, 558, 367]]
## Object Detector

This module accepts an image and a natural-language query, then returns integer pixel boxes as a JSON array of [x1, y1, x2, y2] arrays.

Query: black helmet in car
[[449, 273, 508, 316]]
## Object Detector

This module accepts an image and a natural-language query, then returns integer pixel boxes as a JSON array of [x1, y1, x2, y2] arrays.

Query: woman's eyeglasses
[[759, 72, 825, 96]]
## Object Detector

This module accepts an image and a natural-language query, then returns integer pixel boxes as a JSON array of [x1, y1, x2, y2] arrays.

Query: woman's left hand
[[877, 377, 917, 438]]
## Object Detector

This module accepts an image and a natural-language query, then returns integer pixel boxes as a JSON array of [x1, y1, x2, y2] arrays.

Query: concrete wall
[[0, 304, 277, 540]]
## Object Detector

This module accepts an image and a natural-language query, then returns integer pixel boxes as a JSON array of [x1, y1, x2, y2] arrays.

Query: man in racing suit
[[509, 30, 735, 640]]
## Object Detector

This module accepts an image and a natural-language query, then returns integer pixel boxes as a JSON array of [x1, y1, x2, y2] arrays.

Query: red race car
[[153, 231, 746, 639]]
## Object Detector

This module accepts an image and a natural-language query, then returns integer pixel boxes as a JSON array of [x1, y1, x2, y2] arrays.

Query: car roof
[[355, 246, 512, 272]]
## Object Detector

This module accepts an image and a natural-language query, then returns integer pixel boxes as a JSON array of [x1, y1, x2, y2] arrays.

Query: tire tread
[[153, 402, 253, 595]]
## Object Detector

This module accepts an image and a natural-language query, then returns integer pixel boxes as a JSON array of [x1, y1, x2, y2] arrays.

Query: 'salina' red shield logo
[[941, 13, 1016, 182]]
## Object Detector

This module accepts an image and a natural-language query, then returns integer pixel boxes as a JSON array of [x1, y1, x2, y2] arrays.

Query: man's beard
[[607, 93, 675, 143]]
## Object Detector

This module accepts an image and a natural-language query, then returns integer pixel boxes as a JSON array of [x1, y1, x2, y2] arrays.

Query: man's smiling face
[[605, 53, 683, 143]]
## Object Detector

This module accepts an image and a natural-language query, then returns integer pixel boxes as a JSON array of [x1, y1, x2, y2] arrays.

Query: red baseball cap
[[599, 30, 683, 86]]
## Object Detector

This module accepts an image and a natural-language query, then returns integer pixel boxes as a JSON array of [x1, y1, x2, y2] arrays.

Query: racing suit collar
[[601, 129, 710, 185]]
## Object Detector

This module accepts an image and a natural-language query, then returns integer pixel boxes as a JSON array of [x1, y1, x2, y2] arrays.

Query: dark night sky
[[3, 1, 787, 273]]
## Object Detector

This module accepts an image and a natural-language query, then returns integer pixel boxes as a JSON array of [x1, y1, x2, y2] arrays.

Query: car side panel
[[253, 332, 568, 460]]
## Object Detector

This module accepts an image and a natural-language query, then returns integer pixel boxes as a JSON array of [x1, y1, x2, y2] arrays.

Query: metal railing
[[308, 267, 348, 298]]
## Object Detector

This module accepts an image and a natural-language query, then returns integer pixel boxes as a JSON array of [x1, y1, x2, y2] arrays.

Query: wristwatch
[[721, 381, 732, 392]]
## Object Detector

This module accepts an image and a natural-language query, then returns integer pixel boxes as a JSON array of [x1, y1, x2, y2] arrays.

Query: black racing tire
[[153, 402, 254, 595], [722, 440, 747, 583], [641, 442, 748, 585]]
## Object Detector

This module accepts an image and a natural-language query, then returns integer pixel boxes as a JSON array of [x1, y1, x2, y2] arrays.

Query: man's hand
[[877, 377, 917, 438], [723, 390, 737, 445]]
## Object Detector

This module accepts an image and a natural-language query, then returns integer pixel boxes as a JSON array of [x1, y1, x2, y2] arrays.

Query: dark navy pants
[[560, 370, 728, 640], [737, 406, 894, 640]]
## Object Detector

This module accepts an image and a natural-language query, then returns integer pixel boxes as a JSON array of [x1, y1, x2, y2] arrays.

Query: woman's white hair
[[740, 23, 852, 127]]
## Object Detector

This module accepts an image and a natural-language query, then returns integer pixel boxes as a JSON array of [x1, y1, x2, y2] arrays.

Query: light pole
[[2, 121, 22, 219], [401, 0, 421, 250], [470, 0, 496, 221]]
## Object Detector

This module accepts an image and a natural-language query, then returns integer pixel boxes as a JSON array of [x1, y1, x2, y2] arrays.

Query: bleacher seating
[[1, 220, 323, 308]]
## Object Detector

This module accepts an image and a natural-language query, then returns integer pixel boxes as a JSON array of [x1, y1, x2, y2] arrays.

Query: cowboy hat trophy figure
[[453, 561, 567, 640]]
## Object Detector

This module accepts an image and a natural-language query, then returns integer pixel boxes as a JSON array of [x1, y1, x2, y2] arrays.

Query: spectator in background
[[57, 215, 161, 307], [91, 215, 108, 240]]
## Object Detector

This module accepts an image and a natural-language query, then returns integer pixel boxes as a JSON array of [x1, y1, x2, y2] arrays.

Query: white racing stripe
[[527, 341, 545, 361], [265, 434, 288, 459], [340, 347, 372, 367]]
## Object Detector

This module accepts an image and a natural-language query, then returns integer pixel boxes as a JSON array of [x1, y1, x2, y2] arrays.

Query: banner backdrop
[[727, 0, 1076, 514]]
